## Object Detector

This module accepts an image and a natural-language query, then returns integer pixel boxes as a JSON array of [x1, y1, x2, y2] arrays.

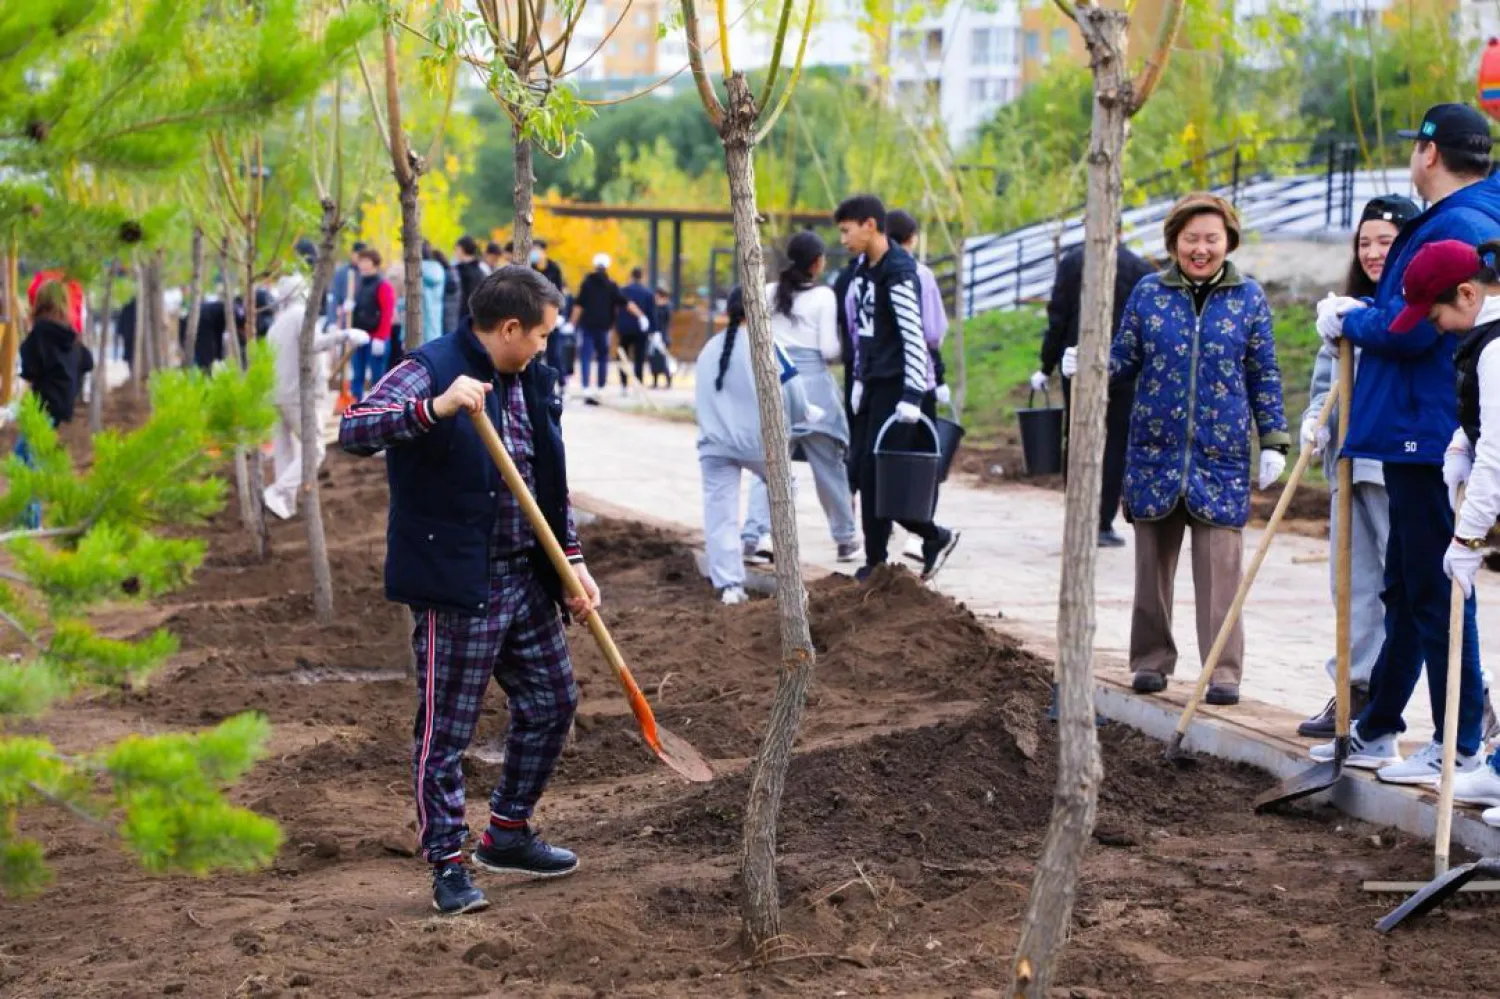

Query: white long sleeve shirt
[[1455, 295, 1500, 540], [268, 300, 354, 409], [765, 283, 840, 361]]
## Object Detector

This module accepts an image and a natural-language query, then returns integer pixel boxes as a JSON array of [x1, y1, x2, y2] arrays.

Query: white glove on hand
[[1445, 445, 1474, 513], [1061, 346, 1078, 378], [637, 313, 650, 332], [1029, 371, 1049, 392], [648, 332, 665, 352], [934, 384, 952, 406], [1258, 450, 1286, 490], [1300, 417, 1330, 457], [894, 401, 922, 424], [804, 403, 826, 424], [1445, 542, 1484, 599], [1315, 294, 1362, 344], [344, 329, 371, 349], [561, 321, 575, 336], [850, 381, 864, 415], [371, 337, 388, 358]]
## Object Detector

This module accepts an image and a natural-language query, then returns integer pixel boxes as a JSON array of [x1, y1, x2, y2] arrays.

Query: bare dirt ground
[[1, 411, 1494, 998]]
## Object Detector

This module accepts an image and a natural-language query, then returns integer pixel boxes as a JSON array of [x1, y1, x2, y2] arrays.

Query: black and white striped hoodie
[[850, 243, 929, 406]]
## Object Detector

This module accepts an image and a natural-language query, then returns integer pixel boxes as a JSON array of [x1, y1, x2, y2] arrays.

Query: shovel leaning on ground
[[468, 408, 713, 783], [1253, 340, 1357, 810], [1162, 386, 1337, 764], [1372, 486, 1500, 929]]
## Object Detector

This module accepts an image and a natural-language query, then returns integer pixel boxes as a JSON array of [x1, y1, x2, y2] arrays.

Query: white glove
[[1445, 445, 1474, 513], [648, 332, 665, 352], [1258, 450, 1286, 490], [370, 338, 388, 358], [1061, 346, 1078, 378], [561, 321, 575, 336], [804, 403, 826, 424], [637, 313, 650, 332], [934, 384, 952, 406], [1300, 416, 1330, 457], [1445, 542, 1484, 599], [1029, 371, 1049, 392], [850, 381, 864, 415], [1315, 294, 1362, 344], [894, 401, 922, 424], [344, 329, 371, 349]]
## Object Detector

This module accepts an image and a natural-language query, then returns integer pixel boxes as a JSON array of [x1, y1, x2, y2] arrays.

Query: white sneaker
[[1451, 752, 1500, 806], [1482, 805, 1500, 828], [720, 586, 749, 606], [1309, 730, 1401, 770], [1376, 741, 1482, 786], [262, 488, 293, 521]]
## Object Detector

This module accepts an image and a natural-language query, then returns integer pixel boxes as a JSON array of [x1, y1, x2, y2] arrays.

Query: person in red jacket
[[349, 248, 397, 398], [26, 270, 85, 334]]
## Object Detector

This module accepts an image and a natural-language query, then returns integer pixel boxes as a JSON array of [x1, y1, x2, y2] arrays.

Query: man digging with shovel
[[340, 266, 599, 916]]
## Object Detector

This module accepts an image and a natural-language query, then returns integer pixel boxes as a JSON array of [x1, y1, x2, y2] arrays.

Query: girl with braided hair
[[695, 286, 819, 604]]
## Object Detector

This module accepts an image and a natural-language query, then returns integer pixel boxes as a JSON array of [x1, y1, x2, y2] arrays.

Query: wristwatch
[[1454, 535, 1487, 551]]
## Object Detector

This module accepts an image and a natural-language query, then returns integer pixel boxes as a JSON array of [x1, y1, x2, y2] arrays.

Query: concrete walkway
[[561, 394, 1500, 750]]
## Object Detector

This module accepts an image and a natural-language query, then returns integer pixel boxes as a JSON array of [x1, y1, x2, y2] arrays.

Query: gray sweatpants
[[1325, 480, 1390, 687], [742, 433, 858, 546], [701, 454, 767, 590]]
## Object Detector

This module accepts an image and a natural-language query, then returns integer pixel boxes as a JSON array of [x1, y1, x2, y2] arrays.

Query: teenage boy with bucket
[[835, 194, 960, 582]]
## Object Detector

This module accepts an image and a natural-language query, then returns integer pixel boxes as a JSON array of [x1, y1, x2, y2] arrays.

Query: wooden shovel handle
[[1333, 340, 1355, 740], [1172, 387, 1338, 739], [1435, 483, 1468, 876], [466, 408, 662, 748]]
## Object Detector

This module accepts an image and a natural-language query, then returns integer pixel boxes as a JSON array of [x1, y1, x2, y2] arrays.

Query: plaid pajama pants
[[410, 560, 579, 863]]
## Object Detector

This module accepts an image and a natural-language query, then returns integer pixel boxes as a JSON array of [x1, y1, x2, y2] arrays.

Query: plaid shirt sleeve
[[564, 504, 582, 563], [338, 359, 439, 455]]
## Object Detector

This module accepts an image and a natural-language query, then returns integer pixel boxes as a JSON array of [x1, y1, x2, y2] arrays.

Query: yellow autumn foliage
[[514, 194, 636, 291], [356, 155, 471, 262]]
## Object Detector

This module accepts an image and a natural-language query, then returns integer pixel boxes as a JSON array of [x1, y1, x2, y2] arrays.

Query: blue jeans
[[350, 342, 389, 400], [14, 435, 40, 528], [1357, 462, 1484, 756], [577, 327, 610, 390]]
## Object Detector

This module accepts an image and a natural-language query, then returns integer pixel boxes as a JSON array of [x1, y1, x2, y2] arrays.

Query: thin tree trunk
[[721, 72, 817, 959], [241, 236, 270, 562], [130, 259, 147, 395], [511, 122, 535, 262], [384, 28, 426, 354], [184, 228, 205, 372], [90, 262, 114, 434], [301, 200, 341, 624], [220, 248, 258, 546], [152, 249, 171, 373], [1008, 8, 1124, 997], [142, 257, 159, 385]]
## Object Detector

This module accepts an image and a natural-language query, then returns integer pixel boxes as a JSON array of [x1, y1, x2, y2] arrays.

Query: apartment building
[[886, 2, 1024, 142]]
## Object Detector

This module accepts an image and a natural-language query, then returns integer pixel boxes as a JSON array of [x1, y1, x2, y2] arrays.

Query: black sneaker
[[1205, 683, 1240, 706], [1297, 684, 1369, 739], [855, 563, 879, 583], [1098, 528, 1126, 548], [1132, 670, 1167, 694], [921, 529, 961, 581], [473, 825, 579, 879], [432, 862, 490, 915]]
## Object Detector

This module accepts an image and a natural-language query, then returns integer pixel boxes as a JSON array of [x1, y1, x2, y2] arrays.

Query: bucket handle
[[1026, 387, 1055, 409], [873, 412, 941, 457]]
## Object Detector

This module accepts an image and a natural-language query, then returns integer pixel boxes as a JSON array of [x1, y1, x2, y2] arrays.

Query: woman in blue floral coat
[[1105, 193, 1290, 706]]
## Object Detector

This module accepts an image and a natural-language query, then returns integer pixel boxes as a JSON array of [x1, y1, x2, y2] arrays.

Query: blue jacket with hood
[[1341, 172, 1500, 466]]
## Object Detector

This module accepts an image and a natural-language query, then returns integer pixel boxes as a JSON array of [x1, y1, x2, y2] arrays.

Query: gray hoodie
[[695, 327, 810, 462]]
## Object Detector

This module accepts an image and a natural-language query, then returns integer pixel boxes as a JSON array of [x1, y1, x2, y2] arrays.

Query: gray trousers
[[701, 455, 766, 590], [1325, 480, 1390, 687], [742, 433, 858, 546]]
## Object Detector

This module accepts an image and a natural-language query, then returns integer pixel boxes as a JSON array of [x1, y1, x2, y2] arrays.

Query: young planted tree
[[1009, 2, 1184, 995], [0, 352, 280, 895], [679, 0, 815, 956]]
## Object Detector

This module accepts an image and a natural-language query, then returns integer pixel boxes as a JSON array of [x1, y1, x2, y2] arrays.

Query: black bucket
[[935, 416, 965, 483], [1017, 388, 1065, 477], [874, 413, 942, 522]]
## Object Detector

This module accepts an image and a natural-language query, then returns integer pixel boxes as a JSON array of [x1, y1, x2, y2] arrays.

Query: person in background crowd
[[529, 240, 565, 293], [1041, 222, 1156, 548], [27, 269, 86, 333], [180, 290, 229, 371], [421, 242, 447, 345], [339, 266, 598, 917], [837, 194, 961, 582], [21, 280, 93, 428], [348, 248, 396, 399], [1414, 240, 1500, 823], [454, 236, 486, 324], [116, 297, 137, 372], [570, 253, 647, 405], [652, 285, 674, 389], [1295, 195, 1418, 739], [1311, 103, 1500, 784], [328, 241, 366, 328], [696, 286, 819, 605], [1099, 192, 1288, 708], [262, 274, 369, 520], [884, 210, 953, 565], [833, 253, 860, 440], [616, 267, 656, 391], [484, 241, 510, 274]]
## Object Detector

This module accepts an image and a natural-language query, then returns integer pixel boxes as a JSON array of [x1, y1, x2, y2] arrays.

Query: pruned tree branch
[[1051, 0, 1081, 24], [682, 0, 725, 125], [1128, 0, 1186, 114], [753, 0, 816, 146], [759, 0, 797, 107]]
